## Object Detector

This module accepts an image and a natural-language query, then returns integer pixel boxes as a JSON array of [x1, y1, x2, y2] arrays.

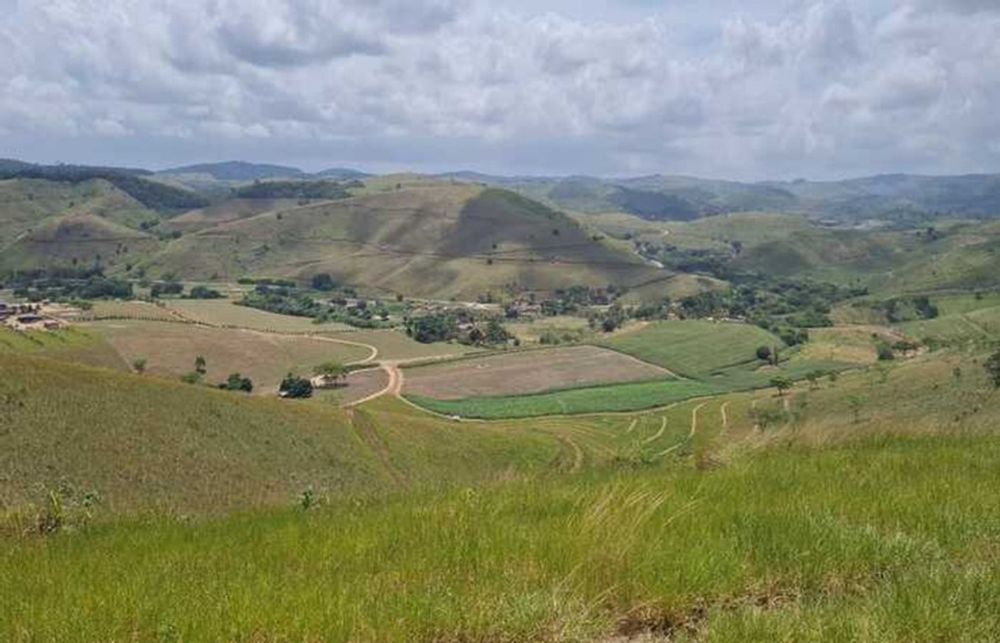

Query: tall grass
[[3, 434, 1000, 641]]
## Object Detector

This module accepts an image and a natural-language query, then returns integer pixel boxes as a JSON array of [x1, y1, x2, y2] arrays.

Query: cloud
[[0, 0, 998, 178]]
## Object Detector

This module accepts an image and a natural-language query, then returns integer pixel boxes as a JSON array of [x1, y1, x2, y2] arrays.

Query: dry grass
[[84, 319, 371, 393]]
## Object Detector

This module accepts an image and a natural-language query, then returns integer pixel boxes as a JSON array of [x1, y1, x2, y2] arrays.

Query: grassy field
[[402, 346, 671, 399], [897, 305, 1000, 347], [4, 424, 999, 640], [84, 320, 372, 393], [0, 327, 127, 371]]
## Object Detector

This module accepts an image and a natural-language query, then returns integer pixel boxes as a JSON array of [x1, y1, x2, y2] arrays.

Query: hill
[[0, 213, 160, 273], [158, 161, 305, 181], [0, 162, 208, 212], [0, 178, 161, 250], [145, 184, 662, 299], [448, 172, 1000, 222]]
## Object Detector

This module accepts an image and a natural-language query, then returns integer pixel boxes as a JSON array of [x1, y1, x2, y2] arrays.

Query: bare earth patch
[[402, 345, 670, 400], [85, 320, 370, 394]]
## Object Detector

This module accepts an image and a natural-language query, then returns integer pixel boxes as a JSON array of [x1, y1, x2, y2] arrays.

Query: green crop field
[[600, 320, 781, 378], [407, 378, 724, 419]]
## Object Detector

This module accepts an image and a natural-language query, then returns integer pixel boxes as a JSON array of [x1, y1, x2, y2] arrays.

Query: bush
[[279, 374, 313, 399]]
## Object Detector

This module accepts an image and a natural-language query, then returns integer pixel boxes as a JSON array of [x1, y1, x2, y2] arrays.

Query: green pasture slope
[[3, 336, 1000, 640]]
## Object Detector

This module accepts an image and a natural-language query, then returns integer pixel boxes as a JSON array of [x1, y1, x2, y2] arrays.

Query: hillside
[[0, 178, 162, 250], [0, 213, 160, 273], [145, 185, 661, 299]]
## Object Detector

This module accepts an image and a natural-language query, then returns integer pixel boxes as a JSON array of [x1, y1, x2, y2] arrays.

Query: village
[[0, 299, 70, 332]]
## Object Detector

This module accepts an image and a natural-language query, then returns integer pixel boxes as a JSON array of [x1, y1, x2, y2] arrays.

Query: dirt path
[[642, 416, 668, 445], [720, 401, 730, 434], [751, 399, 760, 432], [552, 433, 584, 473], [689, 402, 706, 439], [348, 409, 407, 488], [626, 418, 638, 434]]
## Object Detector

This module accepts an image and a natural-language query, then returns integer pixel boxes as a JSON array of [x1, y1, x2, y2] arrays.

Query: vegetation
[[239, 285, 394, 329], [279, 374, 313, 399], [233, 179, 352, 200], [408, 378, 722, 419]]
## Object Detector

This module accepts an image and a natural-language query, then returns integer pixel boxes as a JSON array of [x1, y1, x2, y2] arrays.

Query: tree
[[806, 370, 824, 390], [180, 371, 202, 385], [770, 376, 792, 397], [220, 373, 253, 393], [311, 273, 336, 291], [313, 362, 348, 387], [875, 342, 895, 361], [188, 285, 223, 299], [280, 374, 313, 399], [132, 358, 147, 374], [194, 355, 207, 375], [756, 346, 772, 362], [985, 350, 1000, 389]]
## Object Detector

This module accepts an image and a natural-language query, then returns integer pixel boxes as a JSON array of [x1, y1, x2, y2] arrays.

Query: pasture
[[402, 345, 671, 400], [897, 305, 1000, 347], [84, 320, 371, 393]]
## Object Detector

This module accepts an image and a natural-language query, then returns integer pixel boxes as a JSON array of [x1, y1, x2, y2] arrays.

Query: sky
[[1, 0, 999, 180]]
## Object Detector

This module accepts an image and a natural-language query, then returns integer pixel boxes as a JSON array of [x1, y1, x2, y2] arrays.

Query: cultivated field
[[601, 320, 780, 377], [83, 300, 180, 322], [166, 298, 352, 332], [408, 378, 723, 419], [402, 345, 670, 400], [84, 320, 371, 393], [321, 329, 480, 362]]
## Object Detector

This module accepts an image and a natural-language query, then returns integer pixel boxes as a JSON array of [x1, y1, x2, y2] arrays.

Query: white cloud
[[0, 0, 998, 178]]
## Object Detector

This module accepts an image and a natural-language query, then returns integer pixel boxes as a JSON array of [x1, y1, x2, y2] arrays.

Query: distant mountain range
[[4, 158, 999, 221], [158, 161, 371, 182]]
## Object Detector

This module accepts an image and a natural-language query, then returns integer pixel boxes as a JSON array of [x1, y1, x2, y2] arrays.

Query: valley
[[2, 161, 999, 642]]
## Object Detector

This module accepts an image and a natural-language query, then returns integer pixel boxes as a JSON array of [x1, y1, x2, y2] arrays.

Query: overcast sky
[[1, 0, 998, 179]]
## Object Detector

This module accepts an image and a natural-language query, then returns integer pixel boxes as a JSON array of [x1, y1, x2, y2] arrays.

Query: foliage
[[985, 350, 1000, 389], [233, 180, 351, 200], [150, 281, 184, 298], [278, 374, 313, 399], [219, 373, 253, 393], [187, 286, 223, 300]]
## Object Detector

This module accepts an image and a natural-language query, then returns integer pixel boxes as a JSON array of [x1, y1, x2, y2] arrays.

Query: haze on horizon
[[1, 0, 998, 181]]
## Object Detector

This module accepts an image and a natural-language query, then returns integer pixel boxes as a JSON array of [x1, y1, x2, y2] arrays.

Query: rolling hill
[[447, 172, 1000, 222], [0, 213, 160, 272], [145, 184, 662, 299]]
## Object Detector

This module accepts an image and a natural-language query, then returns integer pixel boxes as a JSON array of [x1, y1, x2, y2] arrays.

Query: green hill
[[0, 178, 161, 249], [0, 213, 160, 273], [146, 185, 661, 299]]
